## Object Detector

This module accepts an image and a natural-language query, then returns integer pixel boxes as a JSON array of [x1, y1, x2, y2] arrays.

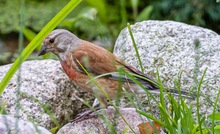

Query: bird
[[38, 29, 192, 117]]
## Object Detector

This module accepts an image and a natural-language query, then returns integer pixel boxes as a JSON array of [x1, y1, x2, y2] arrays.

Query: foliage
[[0, 0, 153, 46], [1, 0, 220, 42], [59, 0, 153, 45], [150, 0, 220, 33], [0, 0, 69, 34]]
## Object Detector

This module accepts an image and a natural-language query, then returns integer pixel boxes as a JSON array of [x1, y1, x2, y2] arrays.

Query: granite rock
[[0, 60, 94, 129], [114, 20, 220, 117], [0, 114, 51, 134], [57, 107, 164, 134]]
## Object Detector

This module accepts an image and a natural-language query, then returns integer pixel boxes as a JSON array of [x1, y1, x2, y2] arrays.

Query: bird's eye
[[49, 39, 54, 43]]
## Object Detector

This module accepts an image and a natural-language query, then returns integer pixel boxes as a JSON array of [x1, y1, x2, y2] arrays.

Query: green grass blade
[[0, 101, 7, 114], [196, 68, 207, 134], [211, 89, 220, 133], [177, 119, 182, 134], [127, 23, 144, 72], [156, 69, 166, 109], [136, 109, 166, 127], [0, 0, 82, 94]]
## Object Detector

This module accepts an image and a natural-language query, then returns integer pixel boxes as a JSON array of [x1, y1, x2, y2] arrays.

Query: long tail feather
[[134, 84, 195, 99], [165, 88, 196, 99]]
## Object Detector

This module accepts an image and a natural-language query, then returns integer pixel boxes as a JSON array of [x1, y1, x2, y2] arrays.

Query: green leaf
[[195, 129, 209, 134], [212, 125, 220, 134], [0, 101, 7, 114], [136, 5, 153, 22], [23, 27, 36, 42], [192, 125, 199, 134], [215, 125, 220, 134], [208, 112, 220, 120], [60, 7, 97, 29], [85, 0, 106, 22], [130, 0, 139, 9], [23, 28, 41, 51], [136, 109, 166, 127], [0, 0, 82, 95], [50, 126, 59, 133], [214, 129, 220, 134], [215, 125, 220, 129]]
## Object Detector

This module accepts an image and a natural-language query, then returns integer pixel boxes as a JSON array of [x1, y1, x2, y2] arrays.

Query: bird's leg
[[72, 97, 108, 124], [92, 98, 100, 107], [72, 104, 101, 124]]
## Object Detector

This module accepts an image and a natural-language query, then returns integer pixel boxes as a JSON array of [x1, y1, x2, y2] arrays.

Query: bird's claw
[[71, 109, 98, 124]]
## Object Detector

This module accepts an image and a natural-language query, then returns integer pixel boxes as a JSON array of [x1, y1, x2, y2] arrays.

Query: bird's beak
[[38, 45, 48, 56]]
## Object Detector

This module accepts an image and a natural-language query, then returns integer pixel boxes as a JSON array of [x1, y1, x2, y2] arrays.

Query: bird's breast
[[60, 60, 77, 81]]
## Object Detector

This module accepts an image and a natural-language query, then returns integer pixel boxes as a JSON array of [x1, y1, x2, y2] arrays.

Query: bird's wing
[[70, 41, 128, 75], [70, 41, 159, 90], [115, 60, 160, 90], [116, 60, 156, 82]]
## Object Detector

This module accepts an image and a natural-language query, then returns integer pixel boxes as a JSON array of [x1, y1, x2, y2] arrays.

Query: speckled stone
[[0, 114, 51, 134], [114, 20, 220, 118], [0, 60, 94, 129], [57, 107, 165, 134]]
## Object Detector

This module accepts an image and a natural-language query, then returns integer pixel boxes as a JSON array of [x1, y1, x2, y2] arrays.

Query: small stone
[[0, 114, 51, 134]]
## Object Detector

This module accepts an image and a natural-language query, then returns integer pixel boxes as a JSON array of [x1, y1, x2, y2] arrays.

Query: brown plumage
[[38, 29, 191, 107]]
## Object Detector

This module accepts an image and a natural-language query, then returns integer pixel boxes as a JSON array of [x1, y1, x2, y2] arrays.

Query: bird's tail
[[165, 88, 195, 99], [134, 84, 195, 99]]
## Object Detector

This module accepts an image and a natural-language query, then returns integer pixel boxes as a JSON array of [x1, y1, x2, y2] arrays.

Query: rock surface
[[114, 20, 220, 117], [0, 60, 94, 129], [57, 107, 164, 134], [0, 114, 51, 134]]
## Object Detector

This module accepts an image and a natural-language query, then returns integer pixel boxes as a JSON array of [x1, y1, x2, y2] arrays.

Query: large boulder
[[0, 60, 94, 129], [57, 107, 164, 134], [114, 20, 220, 117]]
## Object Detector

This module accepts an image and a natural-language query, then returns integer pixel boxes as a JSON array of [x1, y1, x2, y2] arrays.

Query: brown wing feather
[[71, 40, 158, 90], [72, 41, 128, 75]]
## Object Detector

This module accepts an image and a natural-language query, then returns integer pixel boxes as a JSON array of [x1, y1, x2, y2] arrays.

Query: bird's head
[[38, 29, 80, 59]]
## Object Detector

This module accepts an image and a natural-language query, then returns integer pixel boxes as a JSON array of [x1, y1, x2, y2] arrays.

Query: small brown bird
[[38, 29, 190, 108]]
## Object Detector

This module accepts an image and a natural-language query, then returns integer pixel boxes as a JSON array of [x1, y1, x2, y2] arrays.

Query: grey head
[[38, 29, 81, 60]]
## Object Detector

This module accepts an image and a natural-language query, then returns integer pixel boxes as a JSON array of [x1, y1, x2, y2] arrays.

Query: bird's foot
[[71, 106, 101, 124]]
